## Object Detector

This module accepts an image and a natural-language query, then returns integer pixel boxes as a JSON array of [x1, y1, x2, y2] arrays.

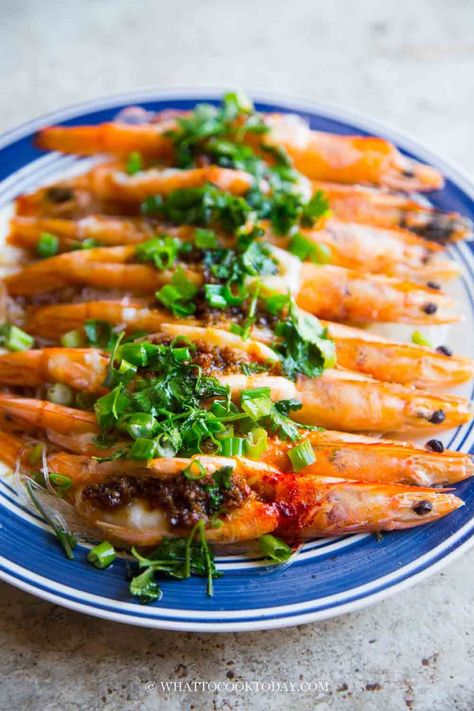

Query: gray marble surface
[[1, 1, 474, 709]]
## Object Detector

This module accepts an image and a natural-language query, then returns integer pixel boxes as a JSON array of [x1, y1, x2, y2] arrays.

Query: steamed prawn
[[18, 451, 456, 546], [0, 323, 471, 433], [24, 299, 474, 389], [4, 244, 458, 324], [36, 112, 444, 191], [10, 213, 460, 282], [0, 394, 470, 486], [312, 181, 473, 244]]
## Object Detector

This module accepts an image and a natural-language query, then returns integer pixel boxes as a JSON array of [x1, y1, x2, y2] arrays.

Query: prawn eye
[[422, 302, 438, 315], [46, 186, 74, 203], [425, 439, 444, 453], [412, 500, 433, 516], [436, 345, 453, 357], [428, 409, 446, 425]]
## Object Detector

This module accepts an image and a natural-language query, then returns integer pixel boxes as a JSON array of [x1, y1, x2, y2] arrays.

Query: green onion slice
[[219, 437, 245, 456], [194, 228, 218, 249], [60, 329, 83, 348], [288, 233, 332, 264], [0, 324, 34, 352], [46, 383, 74, 406], [129, 438, 158, 460], [204, 284, 228, 309], [183, 460, 207, 480], [411, 330, 433, 348], [241, 387, 273, 419], [126, 151, 143, 175], [37, 231, 59, 258], [245, 428, 268, 459], [287, 439, 315, 471], [311, 242, 332, 264], [87, 541, 116, 569], [118, 413, 159, 440], [156, 267, 199, 317], [259, 534, 292, 563]]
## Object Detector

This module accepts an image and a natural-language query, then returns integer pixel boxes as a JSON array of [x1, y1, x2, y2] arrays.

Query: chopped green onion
[[288, 232, 316, 261], [49, 472, 73, 494], [211, 400, 234, 417], [245, 428, 268, 459], [118, 413, 159, 440], [241, 387, 272, 400], [223, 90, 254, 115], [265, 293, 290, 315], [0, 324, 34, 352], [172, 346, 191, 362], [259, 534, 292, 563], [46, 383, 74, 406], [311, 242, 332, 264], [411, 330, 432, 348], [194, 228, 218, 249], [219, 437, 245, 456], [70, 238, 102, 251], [120, 342, 159, 367], [87, 541, 116, 569], [60, 329, 83, 348], [287, 439, 315, 471], [204, 284, 227, 309], [28, 442, 45, 466], [126, 151, 143, 175], [241, 387, 273, 419], [223, 281, 248, 306], [156, 267, 199, 317], [288, 233, 332, 264], [36, 231, 59, 258], [76, 237, 102, 250], [136, 235, 180, 271], [129, 437, 158, 460], [106, 358, 137, 387], [183, 459, 207, 480]]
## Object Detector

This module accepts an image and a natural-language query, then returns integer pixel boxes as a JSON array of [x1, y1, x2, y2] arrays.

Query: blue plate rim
[[0, 87, 473, 632]]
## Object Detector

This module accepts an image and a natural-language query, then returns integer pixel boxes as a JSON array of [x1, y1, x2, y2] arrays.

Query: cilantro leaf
[[142, 183, 252, 234], [271, 298, 336, 380]]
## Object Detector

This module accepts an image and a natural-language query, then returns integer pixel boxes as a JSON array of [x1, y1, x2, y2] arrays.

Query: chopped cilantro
[[156, 267, 199, 316], [266, 295, 336, 380], [129, 518, 220, 602], [164, 92, 268, 169], [142, 183, 252, 234]]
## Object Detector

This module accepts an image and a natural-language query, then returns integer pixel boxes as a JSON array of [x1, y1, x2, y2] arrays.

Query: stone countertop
[[1, 1, 474, 709]]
